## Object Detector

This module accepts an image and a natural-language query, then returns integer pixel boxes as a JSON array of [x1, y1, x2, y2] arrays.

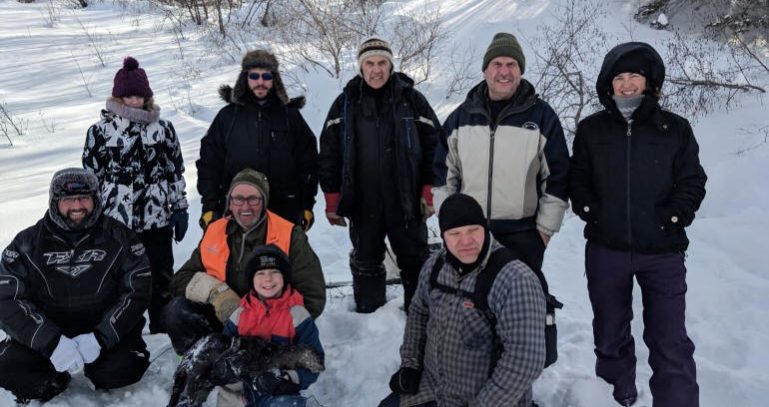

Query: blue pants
[[585, 242, 698, 407]]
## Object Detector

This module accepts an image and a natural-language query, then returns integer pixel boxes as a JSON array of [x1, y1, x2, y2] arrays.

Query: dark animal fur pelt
[[167, 333, 324, 407]]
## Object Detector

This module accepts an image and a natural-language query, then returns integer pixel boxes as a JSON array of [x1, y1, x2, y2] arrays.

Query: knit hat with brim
[[226, 168, 270, 209], [245, 244, 292, 284], [48, 168, 103, 231], [358, 37, 394, 71], [482, 32, 526, 74], [112, 57, 153, 98]]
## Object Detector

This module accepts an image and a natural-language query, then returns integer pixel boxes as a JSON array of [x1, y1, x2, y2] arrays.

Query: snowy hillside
[[1, 0, 768, 406]]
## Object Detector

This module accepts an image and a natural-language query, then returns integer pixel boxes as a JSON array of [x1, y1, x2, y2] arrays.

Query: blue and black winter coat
[[319, 73, 440, 221]]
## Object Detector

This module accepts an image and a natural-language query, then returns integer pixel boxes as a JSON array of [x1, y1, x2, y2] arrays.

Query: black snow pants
[[585, 241, 698, 407], [137, 226, 174, 334], [348, 207, 428, 314], [0, 325, 149, 401]]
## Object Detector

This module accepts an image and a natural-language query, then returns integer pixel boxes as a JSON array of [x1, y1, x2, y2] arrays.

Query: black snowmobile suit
[[319, 73, 439, 222], [0, 213, 151, 356]]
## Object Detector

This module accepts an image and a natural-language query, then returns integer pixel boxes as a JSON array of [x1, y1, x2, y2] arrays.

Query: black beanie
[[245, 244, 292, 284], [439, 193, 487, 234]]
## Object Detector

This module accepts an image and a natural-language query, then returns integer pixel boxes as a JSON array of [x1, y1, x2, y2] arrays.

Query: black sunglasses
[[247, 72, 274, 81]]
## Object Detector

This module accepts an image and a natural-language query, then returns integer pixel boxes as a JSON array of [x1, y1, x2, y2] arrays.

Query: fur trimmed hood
[[218, 84, 306, 109]]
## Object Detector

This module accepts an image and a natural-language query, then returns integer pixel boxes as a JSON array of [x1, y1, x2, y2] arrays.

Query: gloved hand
[[249, 368, 300, 396], [389, 367, 421, 395], [199, 210, 221, 230], [300, 210, 315, 231], [324, 193, 347, 227], [185, 273, 241, 322], [73, 332, 101, 364], [210, 284, 241, 322], [420, 185, 434, 222], [49, 336, 85, 373], [170, 209, 189, 242]]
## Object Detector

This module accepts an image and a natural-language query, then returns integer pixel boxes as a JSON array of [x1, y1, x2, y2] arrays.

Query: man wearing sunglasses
[[0, 168, 152, 404], [319, 37, 441, 313], [197, 49, 319, 234]]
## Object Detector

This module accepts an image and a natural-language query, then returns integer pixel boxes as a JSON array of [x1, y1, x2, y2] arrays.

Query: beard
[[63, 209, 92, 230]]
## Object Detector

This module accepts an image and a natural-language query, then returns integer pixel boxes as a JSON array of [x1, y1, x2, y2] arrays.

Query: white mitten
[[73, 332, 102, 364], [49, 336, 84, 372]]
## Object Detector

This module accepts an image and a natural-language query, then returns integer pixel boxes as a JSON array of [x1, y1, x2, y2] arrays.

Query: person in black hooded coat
[[569, 42, 706, 407], [197, 49, 318, 231]]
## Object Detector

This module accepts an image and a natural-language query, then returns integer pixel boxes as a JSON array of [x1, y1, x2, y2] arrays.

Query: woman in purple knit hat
[[83, 56, 189, 334]]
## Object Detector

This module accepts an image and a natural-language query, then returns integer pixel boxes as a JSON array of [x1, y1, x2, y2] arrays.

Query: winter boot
[[350, 260, 386, 313], [13, 371, 71, 404], [613, 383, 638, 407]]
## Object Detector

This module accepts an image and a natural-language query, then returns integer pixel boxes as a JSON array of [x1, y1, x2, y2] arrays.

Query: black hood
[[596, 42, 665, 109]]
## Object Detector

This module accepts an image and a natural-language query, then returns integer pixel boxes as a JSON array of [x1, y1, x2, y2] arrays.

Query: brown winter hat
[[112, 56, 153, 98], [482, 33, 526, 74], [238, 49, 289, 105], [358, 37, 393, 70]]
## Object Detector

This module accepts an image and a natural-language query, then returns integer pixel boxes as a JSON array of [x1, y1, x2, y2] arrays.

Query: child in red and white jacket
[[223, 244, 324, 407]]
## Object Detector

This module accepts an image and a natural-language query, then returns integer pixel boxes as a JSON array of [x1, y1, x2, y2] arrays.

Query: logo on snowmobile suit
[[55, 264, 93, 278], [2, 249, 19, 264], [130, 243, 146, 257], [522, 122, 540, 131], [43, 249, 107, 265]]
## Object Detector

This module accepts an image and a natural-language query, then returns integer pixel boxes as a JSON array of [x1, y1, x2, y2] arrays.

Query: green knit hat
[[227, 168, 270, 208], [482, 33, 526, 74]]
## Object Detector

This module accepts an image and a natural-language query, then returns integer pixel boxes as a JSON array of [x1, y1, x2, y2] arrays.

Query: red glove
[[420, 185, 434, 221], [324, 193, 347, 227]]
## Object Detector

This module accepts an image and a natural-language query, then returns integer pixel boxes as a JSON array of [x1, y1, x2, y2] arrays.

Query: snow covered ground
[[1, 0, 768, 406]]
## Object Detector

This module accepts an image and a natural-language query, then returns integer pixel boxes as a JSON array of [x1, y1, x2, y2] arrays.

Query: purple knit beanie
[[112, 57, 153, 98]]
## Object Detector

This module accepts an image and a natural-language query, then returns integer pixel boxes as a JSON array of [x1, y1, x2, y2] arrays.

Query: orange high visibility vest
[[200, 211, 293, 282]]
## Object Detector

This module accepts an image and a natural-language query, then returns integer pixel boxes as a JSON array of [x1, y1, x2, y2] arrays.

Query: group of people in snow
[[0, 31, 706, 407]]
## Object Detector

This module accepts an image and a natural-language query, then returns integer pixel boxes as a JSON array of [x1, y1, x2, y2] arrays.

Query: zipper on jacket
[[626, 120, 633, 247], [486, 126, 497, 219]]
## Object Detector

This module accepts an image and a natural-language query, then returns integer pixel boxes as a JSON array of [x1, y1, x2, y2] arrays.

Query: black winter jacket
[[0, 214, 151, 356], [319, 73, 440, 221], [569, 43, 707, 253], [197, 88, 318, 225]]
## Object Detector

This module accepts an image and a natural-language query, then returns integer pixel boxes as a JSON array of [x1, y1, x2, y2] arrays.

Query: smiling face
[[483, 56, 522, 101], [122, 96, 145, 108], [612, 72, 647, 98], [443, 224, 486, 264], [57, 194, 94, 227], [252, 268, 284, 299], [228, 184, 264, 230], [361, 55, 391, 90]]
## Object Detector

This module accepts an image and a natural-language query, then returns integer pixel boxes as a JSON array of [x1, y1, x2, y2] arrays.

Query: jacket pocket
[[459, 306, 494, 350]]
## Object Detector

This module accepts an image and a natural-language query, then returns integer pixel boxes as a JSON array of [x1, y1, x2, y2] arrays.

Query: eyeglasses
[[230, 195, 264, 206], [247, 72, 273, 81], [60, 195, 92, 204]]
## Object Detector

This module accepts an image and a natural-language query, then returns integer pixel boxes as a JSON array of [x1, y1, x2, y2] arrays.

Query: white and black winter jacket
[[83, 98, 188, 231]]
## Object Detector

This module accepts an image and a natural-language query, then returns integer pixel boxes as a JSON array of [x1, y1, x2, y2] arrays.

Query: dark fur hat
[[222, 49, 289, 106], [48, 168, 103, 231]]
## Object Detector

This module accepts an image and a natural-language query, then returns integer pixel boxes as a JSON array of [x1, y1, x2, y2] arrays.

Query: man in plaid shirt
[[380, 193, 546, 407]]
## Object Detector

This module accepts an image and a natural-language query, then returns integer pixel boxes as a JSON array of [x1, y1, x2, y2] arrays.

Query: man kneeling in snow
[[380, 193, 546, 407], [0, 168, 152, 404]]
